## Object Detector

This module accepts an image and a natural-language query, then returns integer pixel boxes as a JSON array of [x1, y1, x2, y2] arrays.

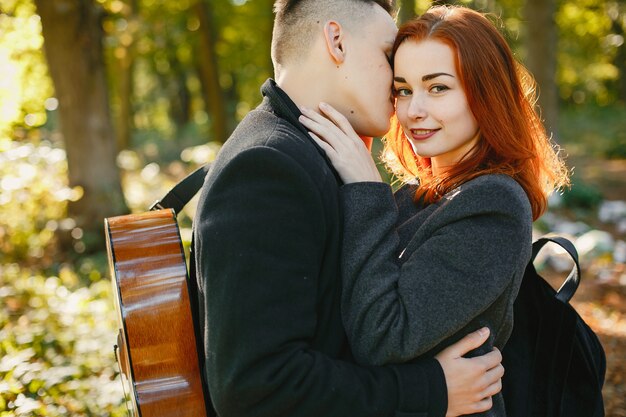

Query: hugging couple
[[192, 1, 568, 416]]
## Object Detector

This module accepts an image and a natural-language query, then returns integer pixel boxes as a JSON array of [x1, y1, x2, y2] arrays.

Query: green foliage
[[561, 175, 605, 210], [215, 0, 274, 119], [2, 0, 624, 148], [0, 138, 123, 414], [557, 0, 623, 105], [100, 0, 205, 141], [0, 1, 624, 415], [93, 0, 274, 148], [0, 0, 54, 136], [0, 137, 215, 415], [0, 263, 126, 416], [559, 104, 626, 159], [0, 138, 77, 265]]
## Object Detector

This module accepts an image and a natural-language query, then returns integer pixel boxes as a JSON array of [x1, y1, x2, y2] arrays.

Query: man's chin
[[362, 124, 391, 138], [352, 116, 391, 138]]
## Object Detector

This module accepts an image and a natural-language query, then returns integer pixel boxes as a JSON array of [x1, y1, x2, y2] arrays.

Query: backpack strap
[[150, 164, 210, 214], [531, 234, 581, 303]]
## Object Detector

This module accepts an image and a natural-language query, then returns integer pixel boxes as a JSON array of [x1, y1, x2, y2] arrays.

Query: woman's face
[[393, 39, 480, 174]]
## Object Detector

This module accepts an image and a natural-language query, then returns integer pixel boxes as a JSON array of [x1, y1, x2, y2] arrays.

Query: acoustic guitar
[[105, 165, 210, 417]]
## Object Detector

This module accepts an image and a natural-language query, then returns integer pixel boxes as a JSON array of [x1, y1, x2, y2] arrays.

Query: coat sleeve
[[340, 180, 531, 366], [194, 146, 447, 417]]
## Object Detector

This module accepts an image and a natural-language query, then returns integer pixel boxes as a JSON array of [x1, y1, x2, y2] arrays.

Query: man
[[193, 1, 503, 416]]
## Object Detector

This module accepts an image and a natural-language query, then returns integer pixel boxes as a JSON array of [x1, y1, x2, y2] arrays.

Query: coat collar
[[260, 78, 343, 184], [260, 78, 312, 139]]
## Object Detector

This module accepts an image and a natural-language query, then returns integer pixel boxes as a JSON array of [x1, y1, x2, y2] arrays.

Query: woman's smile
[[409, 128, 440, 141]]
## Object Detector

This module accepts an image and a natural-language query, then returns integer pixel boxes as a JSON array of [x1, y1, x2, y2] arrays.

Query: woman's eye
[[393, 87, 411, 97], [430, 84, 449, 94]]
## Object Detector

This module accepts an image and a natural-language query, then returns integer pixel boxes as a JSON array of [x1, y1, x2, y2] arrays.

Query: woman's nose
[[407, 96, 427, 120]]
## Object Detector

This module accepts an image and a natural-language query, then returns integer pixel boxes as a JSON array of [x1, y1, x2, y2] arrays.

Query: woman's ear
[[323, 21, 346, 65]]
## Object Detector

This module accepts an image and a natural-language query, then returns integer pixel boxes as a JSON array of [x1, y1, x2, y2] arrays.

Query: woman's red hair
[[383, 5, 569, 220]]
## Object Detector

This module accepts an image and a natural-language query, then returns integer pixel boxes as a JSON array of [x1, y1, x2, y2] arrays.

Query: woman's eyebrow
[[393, 73, 455, 83], [422, 72, 454, 81]]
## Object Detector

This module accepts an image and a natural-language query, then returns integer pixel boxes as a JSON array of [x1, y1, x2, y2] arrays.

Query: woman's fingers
[[299, 107, 345, 147], [309, 131, 335, 155], [299, 115, 338, 150], [298, 104, 382, 184], [318, 102, 360, 142], [299, 105, 366, 152]]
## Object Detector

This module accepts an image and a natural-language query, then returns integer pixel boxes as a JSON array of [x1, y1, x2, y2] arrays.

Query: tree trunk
[[398, 0, 416, 24], [524, 0, 559, 139], [168, 50, 192, 132], [35, 0, 128, 248], [193, 0, 228, 143], [115, 0, 138, 151]]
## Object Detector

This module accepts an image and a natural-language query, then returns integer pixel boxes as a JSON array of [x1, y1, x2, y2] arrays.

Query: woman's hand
[[299, 102, 382, 184]]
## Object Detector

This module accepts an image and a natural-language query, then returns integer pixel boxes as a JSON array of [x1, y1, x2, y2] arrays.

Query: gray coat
[[340, 174, 533, 416]]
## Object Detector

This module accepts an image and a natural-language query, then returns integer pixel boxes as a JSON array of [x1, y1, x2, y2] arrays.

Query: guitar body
[[105, 209, 207, 417]]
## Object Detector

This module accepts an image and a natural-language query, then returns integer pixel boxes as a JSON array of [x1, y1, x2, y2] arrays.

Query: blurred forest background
[[0, 0, 625, 415]]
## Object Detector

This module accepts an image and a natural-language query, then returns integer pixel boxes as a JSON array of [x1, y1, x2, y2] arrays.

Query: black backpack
[[502, 235, 606, 416]]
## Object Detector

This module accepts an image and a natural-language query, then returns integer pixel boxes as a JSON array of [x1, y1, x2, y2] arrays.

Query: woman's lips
[[409, 128, 440, 141]]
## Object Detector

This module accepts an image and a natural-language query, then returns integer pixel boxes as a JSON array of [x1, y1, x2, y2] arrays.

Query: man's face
[[334, 6, 397, 137]]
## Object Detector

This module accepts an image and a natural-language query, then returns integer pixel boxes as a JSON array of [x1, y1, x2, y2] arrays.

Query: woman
[[299, 5, 569, 415]]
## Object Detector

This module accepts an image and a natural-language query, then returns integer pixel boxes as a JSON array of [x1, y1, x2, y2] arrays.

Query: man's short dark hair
[[271, 0, 395, 71], [273, 0, 394, 16]]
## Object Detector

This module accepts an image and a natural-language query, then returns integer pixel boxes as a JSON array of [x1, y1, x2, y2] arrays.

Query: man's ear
[[323, 21, 346, 65]]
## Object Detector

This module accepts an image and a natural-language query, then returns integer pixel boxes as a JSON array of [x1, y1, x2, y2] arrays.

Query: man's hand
[[435, 328, 504, 417]]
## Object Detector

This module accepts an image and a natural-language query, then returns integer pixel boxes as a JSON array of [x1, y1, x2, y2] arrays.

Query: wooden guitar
[[105, 208, 208, 417]]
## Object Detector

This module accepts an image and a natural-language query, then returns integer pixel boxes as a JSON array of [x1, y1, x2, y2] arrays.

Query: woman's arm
[[298, 103, 513, 413], [340, 178, 532, 366]]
